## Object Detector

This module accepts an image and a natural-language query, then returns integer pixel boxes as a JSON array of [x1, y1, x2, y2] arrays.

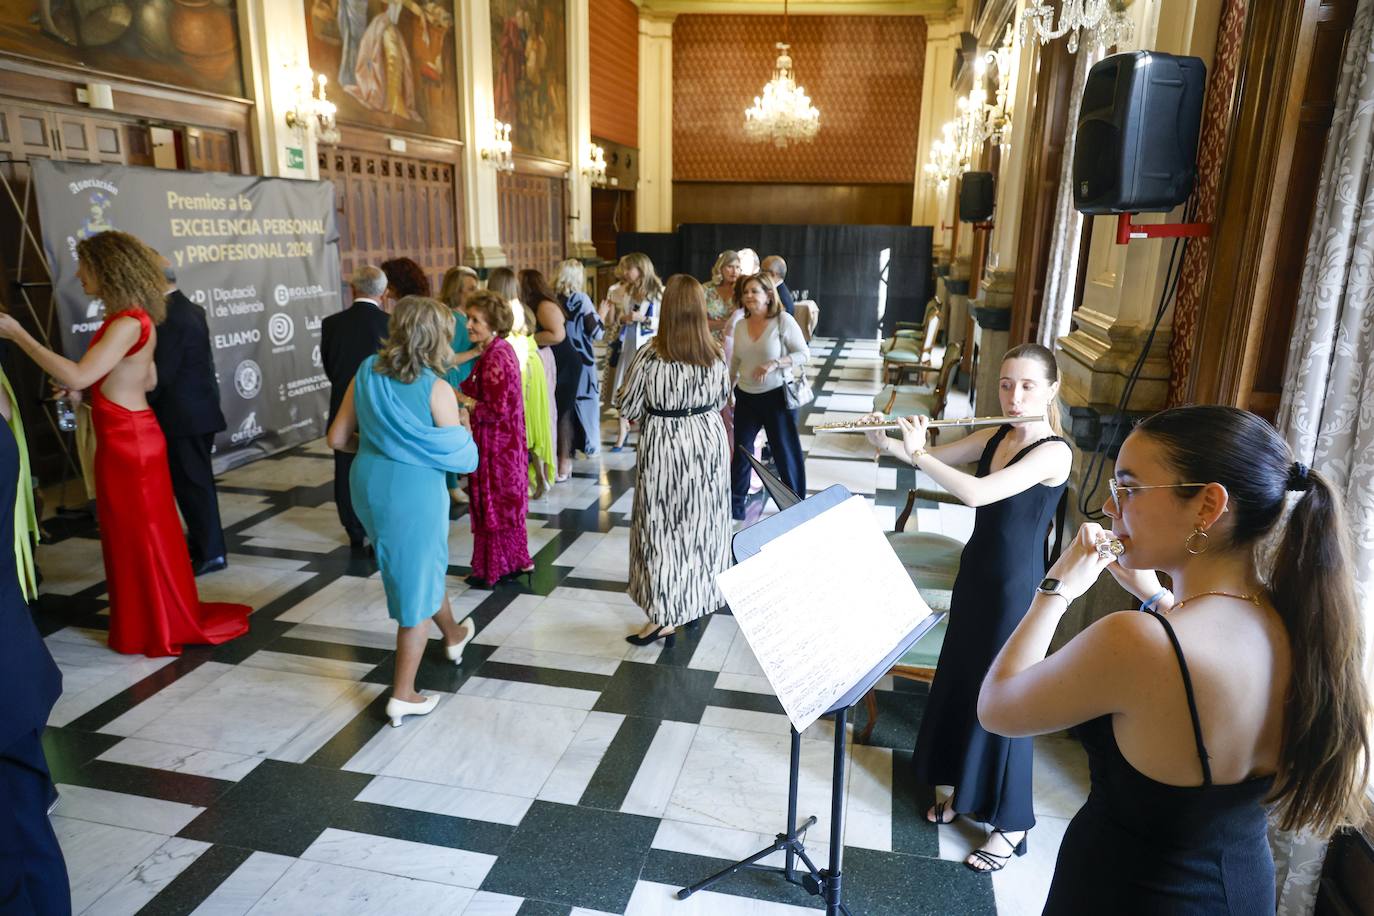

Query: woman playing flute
[[862, 343, 1071, 872]]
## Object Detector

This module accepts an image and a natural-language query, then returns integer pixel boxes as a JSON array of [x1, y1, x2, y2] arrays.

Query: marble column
[[912, 16, 963, 263], [637, 14, 675, 233], [238, 1, 314, 179], [456, 0, 507, 268], [565, 0, 598, 260]]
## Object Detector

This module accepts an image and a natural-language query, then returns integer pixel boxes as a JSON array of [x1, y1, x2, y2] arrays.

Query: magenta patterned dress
[[461, 336, 532, 581]]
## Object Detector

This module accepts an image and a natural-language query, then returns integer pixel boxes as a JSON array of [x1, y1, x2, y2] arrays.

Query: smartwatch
[[1037, 578, 1069, 605]]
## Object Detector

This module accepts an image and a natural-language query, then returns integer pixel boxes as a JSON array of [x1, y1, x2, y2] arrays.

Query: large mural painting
[[490, 0, 568, 163], [307, 0, 459, 140]]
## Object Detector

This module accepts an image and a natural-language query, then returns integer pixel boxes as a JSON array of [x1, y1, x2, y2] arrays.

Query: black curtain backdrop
[[617, 224, 933, 339]]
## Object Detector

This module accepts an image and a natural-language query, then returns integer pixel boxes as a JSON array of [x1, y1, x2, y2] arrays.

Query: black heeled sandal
[[464, 573, 492, 589], [625, 626, 676, 648], [964, 829, 1028, 873], [497, 566, 534, 587], [927, 799, 955, 824]]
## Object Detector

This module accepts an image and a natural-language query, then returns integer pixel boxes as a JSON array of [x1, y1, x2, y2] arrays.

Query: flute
[[814, 414, 1046, 433]]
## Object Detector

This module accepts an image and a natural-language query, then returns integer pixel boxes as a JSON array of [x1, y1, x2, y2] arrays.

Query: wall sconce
[[284, 67, 339, 145], [582, 143, 607, 187], [482, 120, 514, 172]]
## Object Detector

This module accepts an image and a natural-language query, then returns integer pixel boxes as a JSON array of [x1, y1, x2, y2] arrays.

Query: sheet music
[[715, 496, 931, 733]]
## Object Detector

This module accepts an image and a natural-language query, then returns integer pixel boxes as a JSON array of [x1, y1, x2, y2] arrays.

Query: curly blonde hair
[[373, 296, 455, 383], [75, 231, 167, 323]]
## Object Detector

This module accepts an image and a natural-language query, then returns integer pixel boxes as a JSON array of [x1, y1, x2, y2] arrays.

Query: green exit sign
[[286, 146, 304, 170]]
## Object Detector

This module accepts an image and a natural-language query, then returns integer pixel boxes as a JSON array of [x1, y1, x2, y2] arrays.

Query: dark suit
[[321, 299, 389, 543], [775, 280, 796, 316], [0, 419, 69, 916], [151, 289, 228, 565]]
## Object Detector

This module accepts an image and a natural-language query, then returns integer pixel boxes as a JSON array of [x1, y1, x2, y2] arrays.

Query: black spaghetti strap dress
[[1043, 610, 1275, 914], [913, 425, 1067, 832]]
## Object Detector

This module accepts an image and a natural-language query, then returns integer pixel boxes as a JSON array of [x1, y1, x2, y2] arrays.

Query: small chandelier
[[923, 122, 963, 190], [1021, 0, 1133, 54], [743, 0, 820, 148]]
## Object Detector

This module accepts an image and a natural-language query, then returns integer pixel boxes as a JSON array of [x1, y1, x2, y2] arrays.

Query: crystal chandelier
[[923, 122, 963, 189], [1021, 0, 1133, 53], [924, 26, 1018, 188], [743, 0, 820, 148]]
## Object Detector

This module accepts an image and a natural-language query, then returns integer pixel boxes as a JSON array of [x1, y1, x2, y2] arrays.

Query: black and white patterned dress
[[614, 346, 732, 627]]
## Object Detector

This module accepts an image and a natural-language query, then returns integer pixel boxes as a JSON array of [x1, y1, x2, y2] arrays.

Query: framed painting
[[490, 0, 568, 163], [0, 0, 246, 99], [306, 0, 460, 141]]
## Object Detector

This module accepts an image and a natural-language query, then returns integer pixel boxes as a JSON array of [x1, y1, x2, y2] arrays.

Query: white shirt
[[731, 311, 809, 395]]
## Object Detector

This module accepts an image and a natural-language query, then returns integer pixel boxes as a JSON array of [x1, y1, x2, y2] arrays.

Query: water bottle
[[55, 397, 76, 433]]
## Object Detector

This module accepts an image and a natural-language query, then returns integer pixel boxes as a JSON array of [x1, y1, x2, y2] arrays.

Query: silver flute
[[814, 414, 1046, 433]]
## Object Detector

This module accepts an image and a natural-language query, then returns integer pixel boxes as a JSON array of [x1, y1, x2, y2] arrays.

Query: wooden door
[[186, 127, 238, 173], [317, 146, 462, 302], [497, 172, 567, 277]]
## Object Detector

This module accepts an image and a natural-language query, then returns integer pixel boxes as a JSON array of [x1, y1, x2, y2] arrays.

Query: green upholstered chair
[[872, 341, 963, 442], [881, 299, 942, 383]]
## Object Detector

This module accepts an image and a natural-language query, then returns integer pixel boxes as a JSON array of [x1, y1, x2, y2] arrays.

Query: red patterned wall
[[673, 15, 926, 183], [1166, 0, 1247, 405]]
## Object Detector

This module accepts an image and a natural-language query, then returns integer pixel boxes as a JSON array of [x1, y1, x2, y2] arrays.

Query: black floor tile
[[40, 727, 121, 781], [640, 848, 823, 910], [578, 715, 660, 811], [479, 801, 657, 912], [841, 846, 997, 915], [177, 759, 372, 857], [592, 661, 717, 723], [138, 844, 254, 916], [331, 800, 514, 858]]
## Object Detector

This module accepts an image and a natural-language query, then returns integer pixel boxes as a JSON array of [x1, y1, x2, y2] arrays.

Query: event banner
[[31, 160, 341, 472]]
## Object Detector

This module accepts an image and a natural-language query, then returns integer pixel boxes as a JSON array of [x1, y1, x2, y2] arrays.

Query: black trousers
[[731, 386, 806, 519], [334, 451, 365, 543], [166, 433, 226, 563], [0, 728, 70, 916]]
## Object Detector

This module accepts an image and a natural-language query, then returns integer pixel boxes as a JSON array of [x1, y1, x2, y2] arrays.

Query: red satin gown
[[89, 309, 249, 656]]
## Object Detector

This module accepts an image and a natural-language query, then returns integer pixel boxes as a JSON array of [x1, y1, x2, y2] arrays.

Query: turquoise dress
[[350, 356, 479, 626], [444, 316, 475, 491]]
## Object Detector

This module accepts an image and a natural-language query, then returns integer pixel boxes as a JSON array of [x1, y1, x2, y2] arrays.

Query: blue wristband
[[1140, 590, 1169, 612]]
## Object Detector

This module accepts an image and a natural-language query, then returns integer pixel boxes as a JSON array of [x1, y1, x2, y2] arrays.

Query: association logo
[[274, 284, 290, 306], [234, 359, 262, 399], [268, 312, 295, 347], [230, 410, 264, 444], [70, 298, 105, 334]]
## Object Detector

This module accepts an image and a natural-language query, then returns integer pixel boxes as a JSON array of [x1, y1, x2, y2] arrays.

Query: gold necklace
[[1165, 590, 1262, 614]]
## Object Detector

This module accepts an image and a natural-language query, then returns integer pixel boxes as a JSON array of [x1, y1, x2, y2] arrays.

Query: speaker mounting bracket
[[1114, 213, 1211, 245]]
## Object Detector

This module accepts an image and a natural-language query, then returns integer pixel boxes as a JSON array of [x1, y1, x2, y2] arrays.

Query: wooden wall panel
[[672, 182, 913, 226], [497, 172, 567, 276], [590, 0, 639, 149], [673, 15, 925, 184], [317, 146, 462, 301]]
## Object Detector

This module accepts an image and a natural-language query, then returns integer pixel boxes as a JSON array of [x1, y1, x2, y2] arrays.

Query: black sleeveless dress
[[913, 425, 1067, 832], [1044, 610, 1275, 914]]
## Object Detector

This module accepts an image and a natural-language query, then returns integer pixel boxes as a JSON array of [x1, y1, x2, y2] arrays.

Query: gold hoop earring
[[1185, 527, 1210, 555]]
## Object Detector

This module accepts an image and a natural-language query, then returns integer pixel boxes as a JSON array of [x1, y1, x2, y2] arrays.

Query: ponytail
[[1267, 468, 1370, 834]]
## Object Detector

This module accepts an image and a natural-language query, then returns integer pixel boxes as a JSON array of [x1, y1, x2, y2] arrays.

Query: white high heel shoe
[[444, 618, 476, 665], [385, 693, 439, 727]]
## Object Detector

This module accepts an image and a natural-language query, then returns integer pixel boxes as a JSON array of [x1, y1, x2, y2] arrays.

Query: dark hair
[[1002, 343, 1066, 439], [653, 275, 722, 367], [1135, 406, 1369, 835], [735, 272, 783, 318], [464, 289, 514, 339], [380, 257, 430, 298], [486, 266, 518, 302], [518, 269, 559, 314]]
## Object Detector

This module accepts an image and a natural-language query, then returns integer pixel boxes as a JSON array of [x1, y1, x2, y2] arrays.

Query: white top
[[731, 311, 809, 395]]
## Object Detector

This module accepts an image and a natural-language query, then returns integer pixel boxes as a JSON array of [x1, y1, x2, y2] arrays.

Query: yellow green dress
[[511, 331, 556, 486]]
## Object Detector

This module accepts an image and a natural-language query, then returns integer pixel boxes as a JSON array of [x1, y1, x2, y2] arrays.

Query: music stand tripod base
[[675, 717, 853, 916]]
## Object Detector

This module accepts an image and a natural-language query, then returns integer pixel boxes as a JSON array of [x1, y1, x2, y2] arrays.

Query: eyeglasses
[[1108, 478, 1209, 504]]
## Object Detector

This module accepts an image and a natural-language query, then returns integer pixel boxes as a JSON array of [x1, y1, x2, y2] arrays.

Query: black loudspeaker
[[959, 171, 995, 223], [1073, 51, 1206, 215]]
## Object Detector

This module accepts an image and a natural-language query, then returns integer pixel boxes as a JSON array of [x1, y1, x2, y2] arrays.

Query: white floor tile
[[53, 817, 170, 915], [300, 828, 496, 888], [538, 711, 626, 804], [244, 860, 474, 914], [625, 881, 816, 915], [621, 721, 698, 817], [84, 836, 211, 916], [189, 851, 296, 916], [54, 784, 205, 835], [97, 737, 264, 782], [355, 776, 532, 826]]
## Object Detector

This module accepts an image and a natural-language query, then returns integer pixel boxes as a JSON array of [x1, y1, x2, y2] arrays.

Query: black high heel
[[464, 573, 492, 589], [625, 626, 676, 647], [497, 566, 535, 587], [964, 829, 1028, 873]]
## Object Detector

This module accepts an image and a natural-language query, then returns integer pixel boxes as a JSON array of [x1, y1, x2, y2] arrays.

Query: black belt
[[646, 405, 715, 418]]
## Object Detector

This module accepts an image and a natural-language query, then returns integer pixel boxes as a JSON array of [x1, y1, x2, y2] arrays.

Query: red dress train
[[89, 309, 249, 656]]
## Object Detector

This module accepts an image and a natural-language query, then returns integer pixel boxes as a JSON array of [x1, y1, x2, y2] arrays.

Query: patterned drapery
[[1274, 1, 1374, 911]]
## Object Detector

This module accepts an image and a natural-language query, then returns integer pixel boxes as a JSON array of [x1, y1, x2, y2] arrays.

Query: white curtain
[[1037, 47, 1102, 349], [1273, 1, 1374, 912]]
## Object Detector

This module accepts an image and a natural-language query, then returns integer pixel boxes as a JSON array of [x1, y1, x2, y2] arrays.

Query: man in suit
[[321, 265, 390, 548], [151, 266, 229, 577], [762, 255, 796, 316]]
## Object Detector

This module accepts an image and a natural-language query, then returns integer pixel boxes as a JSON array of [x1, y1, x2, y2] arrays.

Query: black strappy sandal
[[965, 829, 1028, 873], [926, 799, 956, 824]]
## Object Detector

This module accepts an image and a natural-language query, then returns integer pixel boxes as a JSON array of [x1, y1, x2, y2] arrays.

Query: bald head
[[351, 265, 387, 298], [762, 256, 787, 280]]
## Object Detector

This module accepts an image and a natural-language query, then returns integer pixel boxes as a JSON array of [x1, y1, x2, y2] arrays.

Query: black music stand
[[677, 485, 940, 916]]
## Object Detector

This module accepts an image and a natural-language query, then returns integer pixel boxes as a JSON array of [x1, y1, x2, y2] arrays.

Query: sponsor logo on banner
[[268, 312, 295, 350], [230, 411, 264, 444], [273, 283, 334, 306], [214, 328, 260, 349], [311, 344, 322, 368], [211, 286, 265, 319], [305, 315, 323, 333], [234, 359, 263, 399], [70, 299, 105, 334], [277, 373, 329, 402]]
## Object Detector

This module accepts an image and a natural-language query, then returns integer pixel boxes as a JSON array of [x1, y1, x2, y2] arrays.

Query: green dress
[[512, 331, 555, 484]]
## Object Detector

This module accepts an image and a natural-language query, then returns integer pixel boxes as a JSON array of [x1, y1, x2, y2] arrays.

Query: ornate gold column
[[637, 13, 675, 233]]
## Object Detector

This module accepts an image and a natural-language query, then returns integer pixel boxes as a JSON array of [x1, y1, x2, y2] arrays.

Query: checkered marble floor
[[32, 337, 1086, 916]]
